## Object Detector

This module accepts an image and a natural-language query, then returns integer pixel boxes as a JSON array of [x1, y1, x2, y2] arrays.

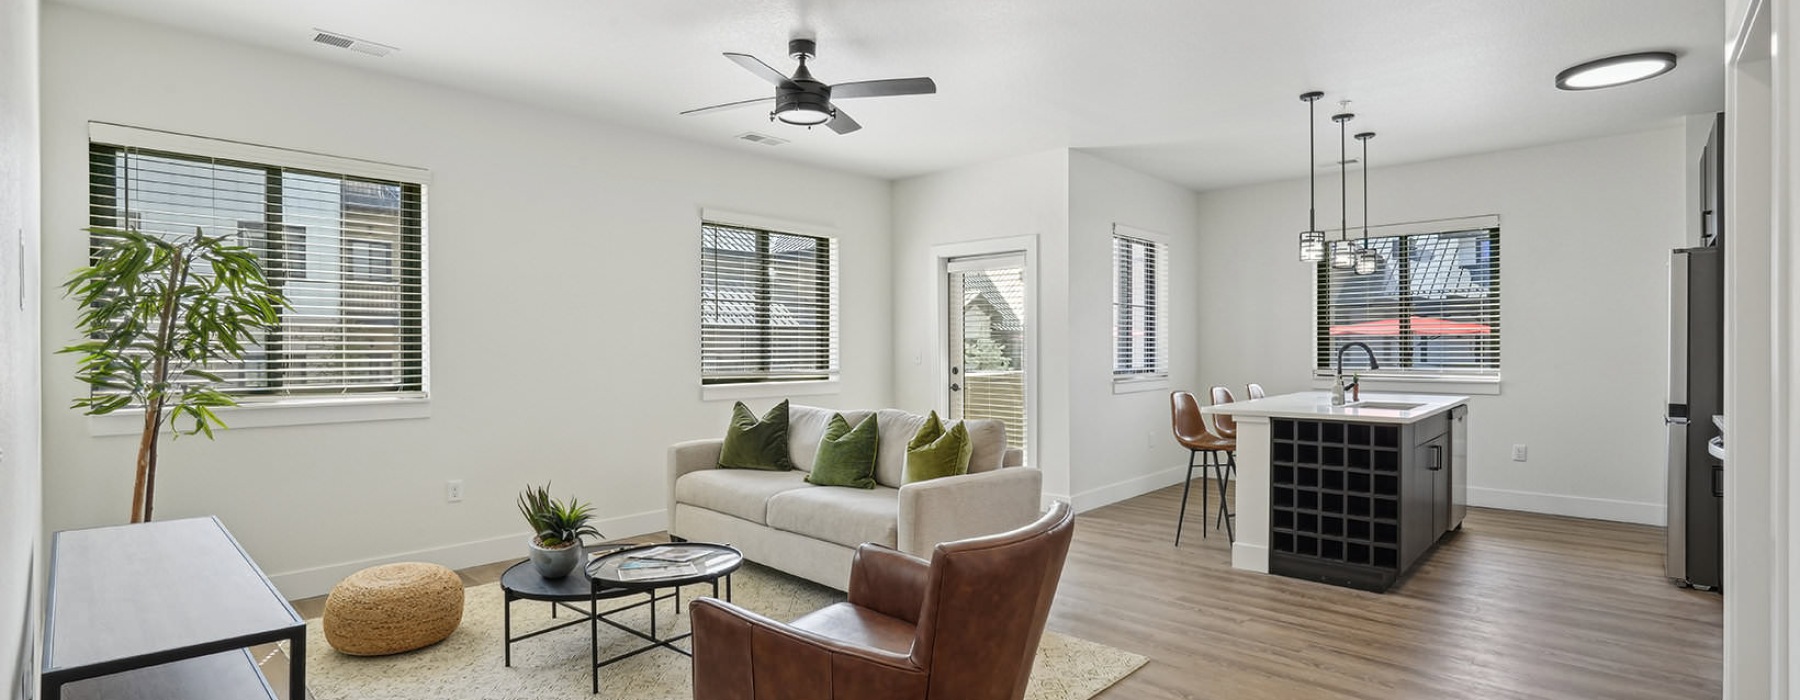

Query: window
[[699, 221, 838, 385], [1113, 228, 1168, 383], [1315, 227, 1500, 380], [87, 125, 428, 404]]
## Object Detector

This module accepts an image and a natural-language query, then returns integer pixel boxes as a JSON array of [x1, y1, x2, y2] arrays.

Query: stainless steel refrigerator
[[1666, 246, 1723, 590]]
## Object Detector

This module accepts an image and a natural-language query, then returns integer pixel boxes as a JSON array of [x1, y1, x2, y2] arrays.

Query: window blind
[[1113, 230, 1167, 380], [699, 222, 838, 384], [1315, 228, 1500, 379], [86, 133, 428, 403]]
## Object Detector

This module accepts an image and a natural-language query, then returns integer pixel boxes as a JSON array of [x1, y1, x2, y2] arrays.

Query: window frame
[[1312, 222, 1501, 386], [1112, 225, 1171, 392], [82, 123, 431, 433], [698, 210, 840, 400]]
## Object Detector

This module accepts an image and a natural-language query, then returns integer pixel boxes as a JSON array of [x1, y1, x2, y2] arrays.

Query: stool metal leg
[[1175, 449, 1198, 546], [1216, 450, 1237, 542]]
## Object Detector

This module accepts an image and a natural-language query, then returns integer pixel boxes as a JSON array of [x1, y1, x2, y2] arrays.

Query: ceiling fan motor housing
[[773, 80, 833, 124]]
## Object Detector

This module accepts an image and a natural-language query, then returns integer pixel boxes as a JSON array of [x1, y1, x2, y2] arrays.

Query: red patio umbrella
[[1330, 316, 1492, 336]]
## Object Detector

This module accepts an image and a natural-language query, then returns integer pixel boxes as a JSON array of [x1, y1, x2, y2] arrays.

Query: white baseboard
[[1231, 541, 1270, 573], [1068, 466, 1187, 513], [267, 509, 668, 600], [1468, 487, 1665, 526]]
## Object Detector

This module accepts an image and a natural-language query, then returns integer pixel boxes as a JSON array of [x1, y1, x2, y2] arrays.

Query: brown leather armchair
[[690, 502, 1076, 700]]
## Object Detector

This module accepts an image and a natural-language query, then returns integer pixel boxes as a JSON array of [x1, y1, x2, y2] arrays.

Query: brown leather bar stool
[[1170, 391, 1236, 545], [1247, 382, 1266, 400], [1208, 387, 1240, 539]]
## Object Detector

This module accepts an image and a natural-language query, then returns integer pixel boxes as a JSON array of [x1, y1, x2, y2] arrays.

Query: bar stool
[[1208, 387, 1240, 538], [1170, 391, 1235, 545], [1247, 383, 1266, 400]]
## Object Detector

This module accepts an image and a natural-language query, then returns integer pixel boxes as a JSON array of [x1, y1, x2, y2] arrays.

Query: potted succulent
[[516, 483, 603, 579]]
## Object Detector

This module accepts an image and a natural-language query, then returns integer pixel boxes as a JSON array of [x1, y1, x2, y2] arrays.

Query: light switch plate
[[1511, 444, 1528, 462]]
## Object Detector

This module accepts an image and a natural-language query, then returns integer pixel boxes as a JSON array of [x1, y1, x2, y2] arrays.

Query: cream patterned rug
[[297, 563, 1144, 699]]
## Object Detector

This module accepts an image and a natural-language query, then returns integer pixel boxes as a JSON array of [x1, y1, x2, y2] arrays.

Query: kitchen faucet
[[1333, 342, 1380, 406]]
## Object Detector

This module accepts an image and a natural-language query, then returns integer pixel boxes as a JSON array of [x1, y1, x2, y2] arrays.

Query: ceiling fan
[[680, 38, 936, 135]]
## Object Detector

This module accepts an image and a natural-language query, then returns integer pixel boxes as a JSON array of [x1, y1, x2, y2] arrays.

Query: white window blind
[[700, 222, 839, 384], [1315, 227, 1500, 379], [1113, 228, 1168, 381], [86, 128, 429, 403]]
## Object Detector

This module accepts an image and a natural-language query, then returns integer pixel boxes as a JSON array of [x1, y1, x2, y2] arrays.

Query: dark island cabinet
[[1268, 410, 1461, 592]]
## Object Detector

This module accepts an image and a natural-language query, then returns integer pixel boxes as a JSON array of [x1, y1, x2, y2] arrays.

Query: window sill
[[701, 379, 840, 402], [1309, 375, 1501, 396], [1112, 376, 1171, 395], [86, 396, 432, 437]]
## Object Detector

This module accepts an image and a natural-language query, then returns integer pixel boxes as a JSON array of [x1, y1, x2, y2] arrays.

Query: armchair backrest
[[911, 501, 1076, 700]]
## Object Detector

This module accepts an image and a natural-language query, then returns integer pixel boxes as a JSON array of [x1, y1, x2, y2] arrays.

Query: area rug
[[295, 563, 1145, 700]]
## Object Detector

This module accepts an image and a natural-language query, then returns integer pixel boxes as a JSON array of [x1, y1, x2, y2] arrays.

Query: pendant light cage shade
[[1299, 230, 1326, 262], [1297, 91, 1325, 264], [1354, 247, 1380, 275], [1331, 241, 1358, 270]]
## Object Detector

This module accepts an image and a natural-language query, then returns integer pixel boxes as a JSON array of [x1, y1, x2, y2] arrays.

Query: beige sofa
[[667, 405, 1041, 590]]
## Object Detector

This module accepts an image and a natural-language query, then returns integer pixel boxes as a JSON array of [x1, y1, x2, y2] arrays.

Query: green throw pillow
[[718, 400, 795, 471], [806, 414, 879, 489], [905, 411, 972, 483]]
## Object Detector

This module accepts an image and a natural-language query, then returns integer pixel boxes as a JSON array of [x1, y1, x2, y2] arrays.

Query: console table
[[40, 516, 305, 700]]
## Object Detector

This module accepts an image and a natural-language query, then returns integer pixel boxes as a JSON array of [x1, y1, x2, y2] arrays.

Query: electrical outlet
[[1146, 430, 1156, 450], [446, 479, 464, 503], [1511, 444, 1528, 462]]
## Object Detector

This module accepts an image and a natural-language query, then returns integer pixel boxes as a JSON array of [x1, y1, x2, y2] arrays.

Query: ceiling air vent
[[735, 132, 790, 146], [312, 29, 397, 58]]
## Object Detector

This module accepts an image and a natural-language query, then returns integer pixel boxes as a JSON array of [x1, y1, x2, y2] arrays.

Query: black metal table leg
[[289, 629, 306, 700]]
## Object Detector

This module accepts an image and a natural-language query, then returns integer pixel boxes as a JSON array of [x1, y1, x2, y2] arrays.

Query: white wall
[[0, 0, 42, 695], [39, 6, 895, 598], [1065, 151, 1203, 507], [891, 149, 1071, 499], [1195, 127, 1688, 524]]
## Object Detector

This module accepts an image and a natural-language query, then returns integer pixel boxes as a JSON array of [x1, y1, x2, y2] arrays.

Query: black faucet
[[1333, 342, 1380, 405]]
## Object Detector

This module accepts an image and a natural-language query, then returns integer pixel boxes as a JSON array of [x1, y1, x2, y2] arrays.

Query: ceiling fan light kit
[[1555, 51, 1678, 90], [682, 36, 936, 135]]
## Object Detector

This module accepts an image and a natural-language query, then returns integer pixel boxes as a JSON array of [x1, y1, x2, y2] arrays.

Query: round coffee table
[[499, 556, 661, 683]]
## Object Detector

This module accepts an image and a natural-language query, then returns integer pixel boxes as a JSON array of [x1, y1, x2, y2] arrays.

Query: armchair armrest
[[896, 467, 1043, 558], [668, 439, 724, 529], [691, 597, 926, 700], [847, 544, 930, 625]]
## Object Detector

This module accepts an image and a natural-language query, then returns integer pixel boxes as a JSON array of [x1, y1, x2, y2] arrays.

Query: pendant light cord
[[1361, 134, 1369, 246], [1339, 114, 1348, 247], [1309, 98, 1316, 233]]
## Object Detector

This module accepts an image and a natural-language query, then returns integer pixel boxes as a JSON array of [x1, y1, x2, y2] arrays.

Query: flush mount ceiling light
[[1555, 51, 1678, 90]]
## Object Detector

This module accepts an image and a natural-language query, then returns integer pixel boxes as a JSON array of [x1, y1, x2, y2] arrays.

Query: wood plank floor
[[1065, 482, 1723, 699], [273, 483, 1721, 699]]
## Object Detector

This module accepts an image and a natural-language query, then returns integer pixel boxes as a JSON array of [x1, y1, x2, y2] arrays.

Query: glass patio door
[[946, 253, 1029, 463]]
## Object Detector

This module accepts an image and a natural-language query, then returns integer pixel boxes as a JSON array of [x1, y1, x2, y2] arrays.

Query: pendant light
[[1354, 131, 1379, 275], [1329, 109, 1357, 270], [1297, 91, 1326, 262]]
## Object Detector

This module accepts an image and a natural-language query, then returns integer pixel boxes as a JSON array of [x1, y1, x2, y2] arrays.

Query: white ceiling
[[57, 0, 1725, 191]]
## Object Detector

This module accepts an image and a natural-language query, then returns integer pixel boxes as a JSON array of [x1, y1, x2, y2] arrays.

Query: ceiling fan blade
[[830, 77, 937, 99], [724, 52, 790, 86], [679, 96, 775, 116], [827, 108, 862, 135]]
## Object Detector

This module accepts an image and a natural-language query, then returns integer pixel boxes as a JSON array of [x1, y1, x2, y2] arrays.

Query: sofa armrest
[[847, 544, 930, 625], [896, 467, 1043, 558], [691, 597, 926, 700], [668, 439, 724, 532], [1002, 448, 1024, 467]]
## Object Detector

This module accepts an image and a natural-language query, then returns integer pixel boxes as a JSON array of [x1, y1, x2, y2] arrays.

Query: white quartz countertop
[[1201, 391, 1468, 424]]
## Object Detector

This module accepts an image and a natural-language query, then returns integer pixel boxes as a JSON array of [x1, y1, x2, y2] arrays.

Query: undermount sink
[[1346, 401, 1426, 411]]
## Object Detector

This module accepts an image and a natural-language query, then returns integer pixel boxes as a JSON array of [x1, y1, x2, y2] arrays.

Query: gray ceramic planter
[[528, 539, 580, 579]]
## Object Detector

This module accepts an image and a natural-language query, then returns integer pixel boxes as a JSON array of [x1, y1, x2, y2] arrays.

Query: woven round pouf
[[323, 562, 464, 656]]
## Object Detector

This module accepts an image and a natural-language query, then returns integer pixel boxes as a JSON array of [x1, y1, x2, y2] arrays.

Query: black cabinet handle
[[1427, 445, 1443, 471]]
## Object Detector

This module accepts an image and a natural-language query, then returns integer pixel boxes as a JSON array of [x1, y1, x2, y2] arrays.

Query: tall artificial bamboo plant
[[62, 227, 287, 523]]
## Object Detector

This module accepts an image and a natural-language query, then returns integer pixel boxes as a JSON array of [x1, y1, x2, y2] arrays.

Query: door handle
[[950, 383, 961, 392]]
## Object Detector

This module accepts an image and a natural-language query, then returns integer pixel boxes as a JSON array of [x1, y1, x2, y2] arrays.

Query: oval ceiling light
[[1556, 51, 1678, 90]]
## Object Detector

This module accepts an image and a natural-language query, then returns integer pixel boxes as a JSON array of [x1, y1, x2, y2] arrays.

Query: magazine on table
[[615, 560, 700, 581], [625, 546, 713, 563]]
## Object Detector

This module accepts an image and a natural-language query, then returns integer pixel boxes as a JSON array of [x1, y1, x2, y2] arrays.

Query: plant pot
[[528, 538, 581, 579]]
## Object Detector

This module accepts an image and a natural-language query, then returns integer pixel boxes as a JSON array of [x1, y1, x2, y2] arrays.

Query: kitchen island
[[1204, 391, 1469, 592]]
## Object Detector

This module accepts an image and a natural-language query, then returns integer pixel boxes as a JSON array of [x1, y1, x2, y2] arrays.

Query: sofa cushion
[[868, 411, 1009, 487], [789, 405, 875, 473], [806, 414, 880, 489], [719, 400, 796, 471], [766, 485, 900, 550], [962, 419, 1009, 474], [674, 469, 811, 525], [905, 412, 972, 484]]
